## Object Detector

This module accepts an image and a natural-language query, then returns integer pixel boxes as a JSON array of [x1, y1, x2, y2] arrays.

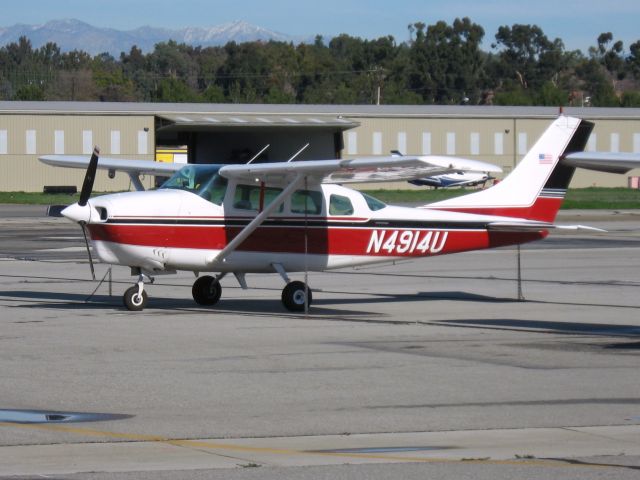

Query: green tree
[[202, 84, 226, 102], [155, 77, 201, 102], [0, 20, 637, 107], [590, 32, 625, 81], [574, 33, 630, 106], [92, 52, 137, 101], [627, 41, 640, 80], [407, 18, 485, 104], [14, 83, 45, 100], [493, 24, 568, 91], [575, 58, 619, 106], [621, 91, 640, 106]]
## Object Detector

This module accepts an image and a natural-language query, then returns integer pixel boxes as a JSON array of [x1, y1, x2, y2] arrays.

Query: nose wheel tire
[[281, 281, 312, 312], [192, 275, 222, 306], [123, 286, 148, 311]]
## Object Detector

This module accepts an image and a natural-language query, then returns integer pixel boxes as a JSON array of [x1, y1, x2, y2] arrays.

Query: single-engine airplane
[[408, 170, 494, 188], [40, 115, 640, 312]]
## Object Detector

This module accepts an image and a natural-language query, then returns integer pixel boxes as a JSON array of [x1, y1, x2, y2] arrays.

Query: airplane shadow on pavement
[[2, 288, 640, 319], [0, 289, 384, 318]]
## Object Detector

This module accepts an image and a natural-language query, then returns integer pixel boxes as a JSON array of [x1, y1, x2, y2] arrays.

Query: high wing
[[40, 153, 501, 189], [39, 155, 182, 176], [39, 154, 183, 191], [219, 155, 502, 185]]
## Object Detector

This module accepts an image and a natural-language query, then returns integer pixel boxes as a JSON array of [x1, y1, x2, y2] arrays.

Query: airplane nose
[[61, 202, 92, 223]]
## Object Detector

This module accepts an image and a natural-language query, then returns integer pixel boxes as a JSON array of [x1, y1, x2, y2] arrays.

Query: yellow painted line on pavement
[[0, 421, 611, 470]]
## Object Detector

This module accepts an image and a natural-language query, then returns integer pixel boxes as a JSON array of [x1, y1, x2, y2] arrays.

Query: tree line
[[1, 18, 639, 107]]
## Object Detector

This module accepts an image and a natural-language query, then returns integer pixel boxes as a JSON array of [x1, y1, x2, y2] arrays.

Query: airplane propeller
[[62, 147, 100, 280], [79, 147, 100, 206]]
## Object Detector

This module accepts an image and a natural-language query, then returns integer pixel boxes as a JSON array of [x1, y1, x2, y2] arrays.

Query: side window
[[329, 194, 354, 215], [291, 190, 323, 215], [233, 185, 255, 210], [233, 184, 283, 212]]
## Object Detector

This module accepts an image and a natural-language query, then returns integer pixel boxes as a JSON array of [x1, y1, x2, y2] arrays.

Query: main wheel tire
[[192, 275, 222, 306], [123, 286, 148, 311], [281, 281, 312, 312]]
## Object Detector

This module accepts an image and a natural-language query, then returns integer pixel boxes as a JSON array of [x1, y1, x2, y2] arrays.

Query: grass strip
[[0, 187, 638, 209]]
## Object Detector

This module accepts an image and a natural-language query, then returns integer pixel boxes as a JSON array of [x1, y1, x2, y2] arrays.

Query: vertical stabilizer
[[427, 116, 593, 222]]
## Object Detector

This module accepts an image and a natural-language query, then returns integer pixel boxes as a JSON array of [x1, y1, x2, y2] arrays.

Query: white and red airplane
[[40, 115, 640, 311]]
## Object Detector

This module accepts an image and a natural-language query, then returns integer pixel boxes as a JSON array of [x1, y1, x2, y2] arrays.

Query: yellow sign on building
[[156, 146, 188, 164]]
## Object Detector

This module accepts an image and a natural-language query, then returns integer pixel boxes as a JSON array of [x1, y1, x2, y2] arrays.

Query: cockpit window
[[160, 164, 228, 205], [362, 192, 386, 211]]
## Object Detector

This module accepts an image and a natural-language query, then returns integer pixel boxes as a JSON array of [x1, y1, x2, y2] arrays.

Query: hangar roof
[[155, 112, 359, 131], [1, 101, 640, 120]]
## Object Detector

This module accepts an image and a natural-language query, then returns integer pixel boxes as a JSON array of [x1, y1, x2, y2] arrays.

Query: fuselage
[[77, 165, 545, 275]]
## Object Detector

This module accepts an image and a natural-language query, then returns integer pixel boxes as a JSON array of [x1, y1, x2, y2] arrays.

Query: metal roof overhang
[[155, 113, 359, 132]]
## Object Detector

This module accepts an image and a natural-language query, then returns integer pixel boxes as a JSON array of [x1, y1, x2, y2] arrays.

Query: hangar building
[[1, 102, 639, 192]]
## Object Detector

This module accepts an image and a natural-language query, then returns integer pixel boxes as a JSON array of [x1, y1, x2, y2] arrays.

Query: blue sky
[[2, 0, 638, 53]]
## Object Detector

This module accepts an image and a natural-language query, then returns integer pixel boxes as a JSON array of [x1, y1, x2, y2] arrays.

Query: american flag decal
[[538, 153, 553, 164]]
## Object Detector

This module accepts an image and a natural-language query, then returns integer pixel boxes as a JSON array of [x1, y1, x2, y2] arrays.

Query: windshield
[[159, 164, 228, 205], [362, 192, 387, 211]]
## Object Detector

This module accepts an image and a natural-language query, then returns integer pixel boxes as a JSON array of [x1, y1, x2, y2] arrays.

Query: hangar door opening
[[154, 114, 358, 165]]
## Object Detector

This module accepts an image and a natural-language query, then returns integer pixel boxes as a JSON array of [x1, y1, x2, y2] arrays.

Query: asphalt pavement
[[0, 205, 639, 478]]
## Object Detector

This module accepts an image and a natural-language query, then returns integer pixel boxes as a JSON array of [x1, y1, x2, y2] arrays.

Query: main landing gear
[[281, 280, 312, 312], [122, 268, 312, 312], [192, 275, 222, 306], [273, 263, 312, 312]]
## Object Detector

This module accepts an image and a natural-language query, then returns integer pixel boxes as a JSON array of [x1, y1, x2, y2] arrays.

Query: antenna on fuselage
[[287, 143, 310, 162], [247, 144, 270, 164]]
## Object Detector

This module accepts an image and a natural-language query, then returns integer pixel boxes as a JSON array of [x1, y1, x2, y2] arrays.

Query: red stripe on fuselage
[[430, 197, 563, 223], [88, 222, 546, 258]]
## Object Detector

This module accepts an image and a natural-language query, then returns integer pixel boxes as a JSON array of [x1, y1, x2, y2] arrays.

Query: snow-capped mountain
[[181, 21, 292, 44], [0, 19, 303, 56]]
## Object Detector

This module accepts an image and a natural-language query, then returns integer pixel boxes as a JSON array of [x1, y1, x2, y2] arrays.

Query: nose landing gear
[[123, 273, 150, 311]]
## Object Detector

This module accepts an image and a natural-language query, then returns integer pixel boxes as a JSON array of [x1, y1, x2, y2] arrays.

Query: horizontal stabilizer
[[562, 152, 640, 174], [487, 221, 555, 232], [553, 224, 607, 232], [487, 221, 606, 233]]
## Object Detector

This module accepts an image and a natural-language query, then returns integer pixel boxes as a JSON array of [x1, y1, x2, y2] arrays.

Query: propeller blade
[[78, 147, 100, 207], [80, 222, 96, 281]]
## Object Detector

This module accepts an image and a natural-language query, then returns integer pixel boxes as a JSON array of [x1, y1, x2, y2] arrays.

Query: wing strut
[[128, 172, 146, 191], [207, 174, 306, 265]]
